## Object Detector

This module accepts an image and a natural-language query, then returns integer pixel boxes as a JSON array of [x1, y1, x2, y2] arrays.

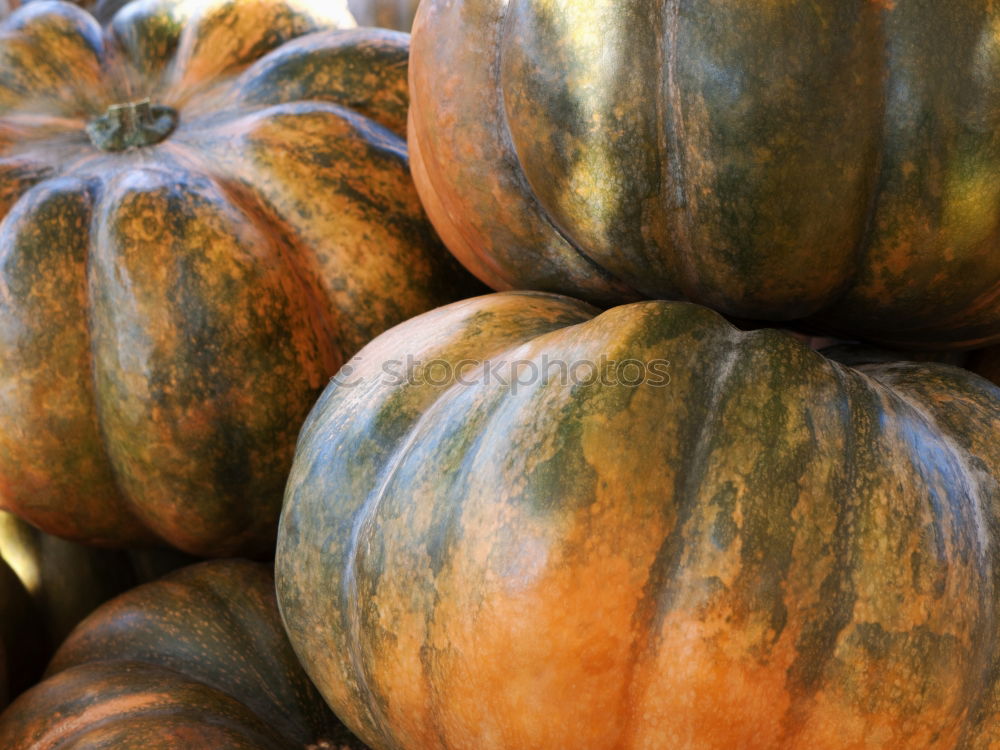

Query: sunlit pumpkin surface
[[278, 292, 1000, 750], [0, 0, 477, 556], [409, 0, 1000, 348]]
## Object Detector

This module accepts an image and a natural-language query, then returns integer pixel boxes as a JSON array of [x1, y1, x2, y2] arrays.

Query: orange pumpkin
[[0, 0, 478, 557], [277, 292, 1000, 749], [0, 560, 370, 748], [409, 0, 1000, 348]]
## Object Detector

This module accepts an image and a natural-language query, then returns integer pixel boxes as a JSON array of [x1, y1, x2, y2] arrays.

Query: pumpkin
[[408, 0, 1000, 349], [276, 291, 1000, 749], [1, 0, 126, 23], [347, 0, 419, 31], [0, 510, 194, 707], [813, 341, 1000, 389], [0, 0, 478, 557], [0, 559, 369, 749]]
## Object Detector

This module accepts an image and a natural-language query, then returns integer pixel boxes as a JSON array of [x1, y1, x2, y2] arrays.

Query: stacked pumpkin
[[0, 0, 468, 742], [0, 0, 998, 749], [275, 1, 1000, 749], [0, 0, 477, 557]]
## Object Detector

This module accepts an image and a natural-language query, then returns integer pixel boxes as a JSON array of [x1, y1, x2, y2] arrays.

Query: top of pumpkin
[[85, 98, 178, 151]]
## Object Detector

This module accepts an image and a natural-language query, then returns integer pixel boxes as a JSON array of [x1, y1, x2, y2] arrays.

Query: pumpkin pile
[[0, 0, 998, 749]]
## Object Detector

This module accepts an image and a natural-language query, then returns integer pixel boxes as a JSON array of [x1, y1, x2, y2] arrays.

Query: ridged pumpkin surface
[[0, 559, 369, 749], [277, 292, 1000, 749], [0, 0, 477, 556], [409, 0, 1000, 348]]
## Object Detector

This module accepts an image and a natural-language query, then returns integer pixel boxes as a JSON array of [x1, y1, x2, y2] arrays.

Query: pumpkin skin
[[814, 341, 1000, 389], [0, 559, 369, 749], [0, 0, 478, 556], [347, 0, 419, 31], [409, 0, 1000, 348], [277, 291, 1000, 749], [1, 0, 127, 23], [0, 510, 191, 707]]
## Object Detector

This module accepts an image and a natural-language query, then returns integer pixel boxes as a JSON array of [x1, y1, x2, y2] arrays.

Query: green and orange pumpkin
[[0, 559, 369, 748], [0, 0, 477, 557], [409, 0, 1000, 348], [277, 292, 1000, 749]]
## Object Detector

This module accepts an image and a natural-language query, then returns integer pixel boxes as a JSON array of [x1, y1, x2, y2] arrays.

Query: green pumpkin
[[277, 292, 1000, 749], [409, 0, 1000, 348]]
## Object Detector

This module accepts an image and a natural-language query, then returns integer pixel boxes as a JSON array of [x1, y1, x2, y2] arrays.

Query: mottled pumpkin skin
[[0, 0, 477, 556], [347, 0, 419, 31], [0, 560, 369, 749], [409, 0, 1000, 348], [277, 292, 1000, 749]]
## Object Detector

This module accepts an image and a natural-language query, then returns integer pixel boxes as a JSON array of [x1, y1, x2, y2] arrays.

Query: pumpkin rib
[[157, 578, 295, 723], [230, 28, 411, 139], [86, 166, 337, 556], [162, 0, 357, 102], [865, 371, 992, 550], [651, 0, 690, 300], [0, 1, 105, 112], [781, 357, 859, 720], [341, 387, 465, 750], [407, 3, 638, 306], [198, 171, 344, 356], [179, 98, 473, 357], [0, 176, 154, 546], [625, 321, 742, 685], [106, 0, 191, 87], [10, 661, 294, 750], [492, 2, 641, 303]]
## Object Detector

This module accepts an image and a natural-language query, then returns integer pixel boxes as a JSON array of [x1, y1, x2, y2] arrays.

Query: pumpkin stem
[[86, 99, 178, 152]]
